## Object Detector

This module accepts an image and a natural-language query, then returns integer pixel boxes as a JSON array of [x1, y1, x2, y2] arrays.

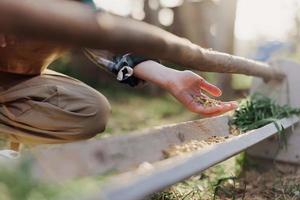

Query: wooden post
[[247, 60, 300, 163]]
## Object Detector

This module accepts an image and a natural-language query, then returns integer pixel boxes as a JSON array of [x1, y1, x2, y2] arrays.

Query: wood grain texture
[[86, 117, 299, 200], [30, 115, 229, 182]]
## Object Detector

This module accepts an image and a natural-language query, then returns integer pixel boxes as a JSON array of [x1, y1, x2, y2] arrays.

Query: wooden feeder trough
[[13, 59, 298, 200], [0, 2, 300, 198]]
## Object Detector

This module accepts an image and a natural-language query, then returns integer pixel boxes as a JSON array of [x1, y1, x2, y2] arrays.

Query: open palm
[[168, 70, 238, 116]]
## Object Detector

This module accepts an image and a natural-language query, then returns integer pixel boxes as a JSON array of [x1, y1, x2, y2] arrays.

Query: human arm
[[84, 49, 236, 115], [0, 0, 282, 80], [133, 61, 237, 116]]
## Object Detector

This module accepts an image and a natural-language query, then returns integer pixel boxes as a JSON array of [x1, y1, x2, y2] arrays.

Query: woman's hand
[[134, 61, 238, 116], [166, 70, 237, 116]]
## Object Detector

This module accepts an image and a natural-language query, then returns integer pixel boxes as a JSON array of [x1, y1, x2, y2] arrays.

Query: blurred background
[[2, 1, 300, 199], [49, 0, 300, 134]]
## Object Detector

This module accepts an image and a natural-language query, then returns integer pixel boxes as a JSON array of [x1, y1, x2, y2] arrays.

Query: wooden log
[[86, 117, 299, 200], [30, 116, 229, 182], [0, 0, 284, 80]]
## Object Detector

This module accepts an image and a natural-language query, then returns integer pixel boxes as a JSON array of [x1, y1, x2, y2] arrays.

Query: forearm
[[0, 0, 99, 47], [0, 0, 278, 80], [0, 0, 183, 54], [133, 61, 179, 90], [0, 0, 190, 72], [133, 61, 237, 116]]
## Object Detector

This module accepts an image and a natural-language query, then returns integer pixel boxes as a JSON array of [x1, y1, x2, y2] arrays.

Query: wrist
[[133, 60, 179, 90]]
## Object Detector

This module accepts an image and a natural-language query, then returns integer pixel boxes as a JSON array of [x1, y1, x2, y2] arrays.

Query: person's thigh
[[0, 69, 111, 144]]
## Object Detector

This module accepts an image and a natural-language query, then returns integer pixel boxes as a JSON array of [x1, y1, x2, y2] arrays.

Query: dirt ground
[[211, 157, 300, 200], [236, 158, 300, 200], [150, 137, 300, 200]]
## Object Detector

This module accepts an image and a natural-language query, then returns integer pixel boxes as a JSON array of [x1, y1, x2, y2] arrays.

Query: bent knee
[[80, 91, 111, 139], [92, 92, 111, 132]]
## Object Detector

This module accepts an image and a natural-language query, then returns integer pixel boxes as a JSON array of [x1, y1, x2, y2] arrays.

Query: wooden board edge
[[87, 117, 299, 200]]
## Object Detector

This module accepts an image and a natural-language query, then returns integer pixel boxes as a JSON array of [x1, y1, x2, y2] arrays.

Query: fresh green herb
[[231, 93, 300, 148]]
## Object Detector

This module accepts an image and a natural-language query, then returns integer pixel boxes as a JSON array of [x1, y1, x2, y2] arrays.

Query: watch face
[[117, 66, 133, 81]]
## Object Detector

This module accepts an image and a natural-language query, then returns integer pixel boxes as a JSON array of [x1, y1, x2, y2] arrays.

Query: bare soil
[[212, 158, 300, 200], [159, 135, 300, 200], [238, 159, 300, 200]]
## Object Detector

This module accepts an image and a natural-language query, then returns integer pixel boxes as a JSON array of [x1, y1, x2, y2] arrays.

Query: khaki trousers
[[0, 70, 111, 144]]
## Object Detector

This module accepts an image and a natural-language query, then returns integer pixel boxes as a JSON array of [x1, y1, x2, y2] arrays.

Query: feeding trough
[[27, 57, 300, 199], [1, 1, 300, 199]]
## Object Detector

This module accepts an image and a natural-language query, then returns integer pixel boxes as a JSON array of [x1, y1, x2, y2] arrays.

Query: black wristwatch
[[84, 49, 160, 87], [111, 54, 159, 87]]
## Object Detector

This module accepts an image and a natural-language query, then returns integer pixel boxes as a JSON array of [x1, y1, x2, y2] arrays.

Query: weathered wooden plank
[[248, 60, 300, 163], [86, 117, 299, 200], [30, 115, 229, 182]]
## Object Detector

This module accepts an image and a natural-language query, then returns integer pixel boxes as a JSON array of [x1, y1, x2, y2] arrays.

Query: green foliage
[[231, 93, 300, 148], [0, 158, 60, 200], [99, 85, 197, 135], [0, 158, 109, 200], [234, 152, 246, 175]]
